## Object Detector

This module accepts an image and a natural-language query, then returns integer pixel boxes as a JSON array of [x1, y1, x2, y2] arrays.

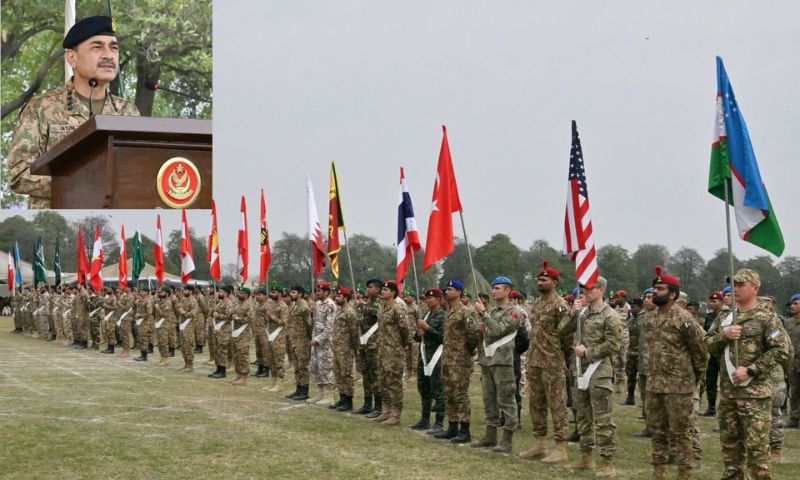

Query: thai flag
[[396, 167, 421, 286]]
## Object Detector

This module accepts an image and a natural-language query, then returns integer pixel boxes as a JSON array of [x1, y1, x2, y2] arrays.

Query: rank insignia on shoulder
[[510, 310, 518, 319], [684, 320, 693, 328], [768, 328, 781, 339]]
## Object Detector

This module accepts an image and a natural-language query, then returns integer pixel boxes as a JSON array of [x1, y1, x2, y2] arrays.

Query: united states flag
[[563, 120, 599, 288]]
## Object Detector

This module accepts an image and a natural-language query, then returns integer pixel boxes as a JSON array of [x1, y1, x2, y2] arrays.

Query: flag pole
[[457, 211, 480, 297], [409, 251, 422, 305], [342, 229, 356, 290], [722, 180, 739, 365]]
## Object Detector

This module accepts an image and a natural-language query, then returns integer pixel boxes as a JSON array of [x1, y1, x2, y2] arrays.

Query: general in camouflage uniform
[[209, 286, 235, 379], [263, 286, 289, 392], [558, 276, 622, 477], [6, 16, 139, 208], [434, 280, 480, 443], [286, 287, 312, 400], [705, 269, 790, 480], [472, 276, 520, 453], [329, 288, 360, 411], [644, 268, 708, 480], [520, 263, 572, 462], [133, 289, 154, 362], [308, 283, 337, 404], [409, 289, 446, 432], [355, 280, 382, 415], [370, 281, 409, 426], [175, 287, 199, 372], [230, 288, 254, 385]]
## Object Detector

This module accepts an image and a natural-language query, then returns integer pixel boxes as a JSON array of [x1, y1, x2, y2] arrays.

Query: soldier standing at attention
[[73, 284, 90, 350], [409, 288, 446, 433], [230, 287, 254, 386], [558, 276, 622, 477], [471, 276, 520, 453], [253, 288, 271, 379], [99, 287, 117, 354], [329, 288, 360, 412], [357, 279, 383, 416], [6, 16, 139, 208], [622, 297, 644, 406], [784, 294, 800, 429], [209, 286, 234, 379], [116, 285, 135, 358], [370, 281, 409, 426], [705, 269, 790, 480], [612, 291, 631, 394], [263, 284, 289, 393], [193, 287, 208, 354], [154, 287, 175, 367], [434, 280, 480, 443], [519, 262, 572, 463], [402, 289, 420, 384], [699, 291, 725, 417], [644, 267, 708, 480], [176, 286, 198, 373], [308, 282, 337, 405], [133, 288, 153, 362], [286, 286, 312, 401]]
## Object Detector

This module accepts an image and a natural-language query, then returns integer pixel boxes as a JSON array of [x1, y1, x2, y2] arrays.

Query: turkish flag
[[88, 226, 103, 292], [118, 225, 128, 289], [76, 228, 90, 285], [423, 125, 462, 271], [237, 195, 248, 283], [154, 214, 164, 285]]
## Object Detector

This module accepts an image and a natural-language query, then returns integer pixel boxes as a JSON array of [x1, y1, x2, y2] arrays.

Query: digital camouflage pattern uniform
[[287, 298, 312, 386], [358, 298, 381, 404], [231, 297, 254, 377], [528, 292, 572, 441], [310, 297, 337, 387], [478, 302, 520, 431], [6, 79, 139, 208], [332, 302, 360, 397], [612, 302, 631, 388], [376, 299, 409, 415], [559, 302, 622, 458], [442, 302, 480, 423], [644, 303, 708, 471], [266, 298, 289, 378], [705, 300, 790, 480]]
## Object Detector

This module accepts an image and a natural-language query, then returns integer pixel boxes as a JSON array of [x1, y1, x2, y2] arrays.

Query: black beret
[[291, 285, 306, 294], [221, 285, 234, 294], [63, 16, 116, 49]]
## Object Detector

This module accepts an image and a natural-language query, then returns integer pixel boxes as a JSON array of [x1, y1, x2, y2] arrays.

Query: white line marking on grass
[[0, 370, 47, 396]]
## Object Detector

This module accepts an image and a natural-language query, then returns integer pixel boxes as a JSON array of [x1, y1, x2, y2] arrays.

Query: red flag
[[180, 210, 195, 284], [307, 176, 326, 277], [7, 251, 14, 296], [88, 226, 103, 292], [423, 125, 462, 271], [76, 228, 89, 285], [327, 162, 344, 279], [207, 199, 221, 282], [237, 195, 248, 283], [259, 189, 271, 284], [118, 225, 128, 289], [154, 214, 164, 285]]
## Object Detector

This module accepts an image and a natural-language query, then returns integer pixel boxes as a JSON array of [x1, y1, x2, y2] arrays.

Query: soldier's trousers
[[76, 315, 89, 342], [207, 321, 217, 361], [265, 334, 286, 378], [706, 356, 721, 410], [90, 315, 100, 345], [36, 314, 50, 337], [290, 337, 311, 386], [168, 320, 177, 349], [103, 315, 116, 345], [575, 384, 617, 457], [214, 327, 232, 367], [180, 320, 195, 365], [528, 366, 568, 441], [625, 356, 638, 399], [359, 347, 378, 399], [233, 329, 251, 376], [136, 323, 152, 352], [254, 321, 269, 367], [23, 312, 32, 333], [54, 311, 65, 340], [47, 313, 55, 335], [13, 311, 22, 330], [482, 364, 518, 431], [378, 352, 404, 412], [310, 342, 334, 386], [404, 342, 417, 378], [64, 315, 74, 341], [333, 346, 356, 396], [194, 314, 206, 347], [646, 392, 694, 467], [788, 368, 800, 422], [156, 322, 170, 358], [718, 396, 771, 480], [639, 374, 648, 420], [612, 327, 628, 383], [770, 379, 787, 450], [416, 360, 444, 415], [442, 361, 471, 422]]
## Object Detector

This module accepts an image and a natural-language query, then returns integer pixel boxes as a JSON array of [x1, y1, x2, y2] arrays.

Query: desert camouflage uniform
[[266, 299, 289, 378], [51, 293, 64, 340], [176, 294, 198, 366], [527, 292, 571, 441], [72, 287, 90, 343], [154, 295, 176, 358], [517, 304, 531, 390], [612, 302, 631, 387], [332, 302, 360, 396], [478, 302, 520, 431], [442, 302, 480, 422], [11, 295, 22, 331], [377, 299, 409, 414], [559, 303, 622, 458], [212, 296, 234, 367], [61, 292, 75, 341], [310, 297, 337, 386], [35, 290, 51, 338], [231, 297, 254, 376], [253, 298, 271, 370], [6, 79, 139, 208], [134, 294, 154, 351], [705, 300, 790, 480], [357, 298, 381, 402], [287, 298, 312, 386]]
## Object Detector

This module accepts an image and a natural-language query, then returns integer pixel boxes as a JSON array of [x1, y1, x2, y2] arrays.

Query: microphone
[[88, 77, 98, 117], [145, 79, 212, 103]]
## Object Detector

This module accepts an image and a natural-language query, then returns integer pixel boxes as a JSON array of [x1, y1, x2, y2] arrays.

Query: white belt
[[577, 360, 602, 391], [179, 318, 193, 331], [89, 307, 102, 317], [359, 322, 379, 345], [232, 323, 249, 338], [33, 305, 45, 315], [103, 311, 114, 322], [135, 317, 144, 326], [155, 318, 165, 329], [62, 308, 72, 318], [117, 308, 132, 326], [483, 331, 517, 358], [420, 342, 443, 377], [267, 326, 283, 342], [213, 320, 226, 332]]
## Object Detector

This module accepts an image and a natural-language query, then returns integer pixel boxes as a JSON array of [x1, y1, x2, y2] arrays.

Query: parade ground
[[0, 316, 796, 480]]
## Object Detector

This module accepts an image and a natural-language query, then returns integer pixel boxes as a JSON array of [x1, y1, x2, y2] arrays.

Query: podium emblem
[[157, 157, 201, 208]]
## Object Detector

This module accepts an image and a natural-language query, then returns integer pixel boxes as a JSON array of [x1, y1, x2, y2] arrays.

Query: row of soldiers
[[8, 263, 798, 479]]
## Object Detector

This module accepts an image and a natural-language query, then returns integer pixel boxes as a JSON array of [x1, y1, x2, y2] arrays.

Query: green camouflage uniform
[[266, 299, 288, 378], [527, 292, 571, 441], [21, 289, 33, 333], [377, 299, 409, 413], [194, 292, 208, 348], [212, 296, 234, 367], [176, 294, 199, 366], [253, 298, 271, 369], [785, 314, 800, 424], [357, 298, 381, 401], [442, 302, 480, 422], [559, 302, 622, 458], [116, 291, 135, 350], [478, 302, 520, 431], [231, 297, 254, 376], [100, 293, 117, 345], [404, 300, 419, 378], [416, 307, 445, 418], [134, 294, 154, 351], [6, 79, 139, 208], [705, 301, 791, 480], [644, 304, 708, 469], [332, 303, 360, 396], [287, 298, 312, 386], [154, 295, 176, 358]]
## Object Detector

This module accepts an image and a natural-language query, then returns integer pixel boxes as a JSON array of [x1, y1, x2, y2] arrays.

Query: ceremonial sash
[[267, 326, 283, 342], [179, 318, 193, 331], [721, 313, 752, 387], [213, 320, 226, 332], [21, 302, 30, 311], [359, 322, 379, 345], [135, 317, 144, 326], [577, 360, 602, 390], [483, 331, 517, 358], [117, 308, 132, 326], [63, 308, 72, 318], [89, 307, 102, 318], [33, 305, 45, 315], [155, 318, 165, 329], [103, 311, 114, 322], [420, 341, 443, 377], [232, 323, 249, 338]]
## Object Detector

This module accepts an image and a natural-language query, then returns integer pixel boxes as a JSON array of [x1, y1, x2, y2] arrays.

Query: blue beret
[[491, 276, 512, 287], [572, 287, 580, 295], [643, 288, 654, 294], [790, 293, 800, 303], [63, 16, 116, 49], [446, 280, 464, 292], [722, 286, 732, 294]]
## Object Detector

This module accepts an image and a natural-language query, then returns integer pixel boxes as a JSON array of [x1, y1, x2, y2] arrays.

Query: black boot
[[621, 396, 635, 406], [134, 350, 148, 362], [286, 384, 300, 399], [169, 348, 175, 357], [194, 345, 202, 353], [329, 394, 344, 410], [699, 406, 716, 417], [209, 366, 226, 379], [433, 421, 459, 439], [426, 414, 444, 435], [353, 396, 373, 415], [254, 365, 267, 377], [72, 339, 80, 347], [264, 366, 270, 377], [409, 401, 431, 430], [11, 327, 23, 334], [76, 340, 87, 350], [336, 395, 353, 412], [47, 333, 56, 341], [101, 343, 115, 354], [451, 421, 471, 443], [293, 384, 309, 401], [566, 428, 581, 442], [148, 343, 154, 353], [365, 396, 383, 418]]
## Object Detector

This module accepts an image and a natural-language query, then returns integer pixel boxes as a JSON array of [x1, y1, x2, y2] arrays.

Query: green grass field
[[0, 316, 797, 479]]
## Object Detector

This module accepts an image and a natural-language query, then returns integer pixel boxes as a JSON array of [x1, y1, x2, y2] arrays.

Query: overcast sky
[[3, 1, 799, 277]]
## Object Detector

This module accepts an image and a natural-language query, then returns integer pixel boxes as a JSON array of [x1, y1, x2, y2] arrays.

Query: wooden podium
[[30, 115, 212, 209]]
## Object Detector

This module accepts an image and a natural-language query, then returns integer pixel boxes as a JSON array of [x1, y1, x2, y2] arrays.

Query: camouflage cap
[[733, 268, 761, 286]]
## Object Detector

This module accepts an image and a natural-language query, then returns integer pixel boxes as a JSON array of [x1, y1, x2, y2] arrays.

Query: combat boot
[[286, 384, 300, 398], [48, 333, 57, 342], [450, 421, 471, 444], [595, 456, 615, 477], [118, 347, 130, 358], [148, 343, 154, 353], [381, 409, 401, 426], [567, 428, 581, 442], [194, 345, 202, 353], [76, 340, 87, 350], [769, 447, 782, 464], [209, 365, 227, 379], [337, 395, 353, 412], [492, 429, 513, 453], [169, 348, 176, 357], [785, 418, 799, 428], [571, 450, 595, 472], [353, 396, 373, 415], [268, 377, 284, 393], [471, 426, 497, 448], [541, 441, 568, 463], [651, 464, 667, 480], [231, 375, 247, 386], [365, 397, 383, 418], [293, 385, 309, 401], [254, 365, 267, 377], [519, 437, 547, 460], [699, 406, 716, 417], [426, 414, 444, 435], [409, 413, 430, 430], [371, 406, 392, 422], [315, 385, 335, 406], [100, 344, 115, 354], [134, 350, 148, 362], [633, 427, 652, 438], [433, 421, 459, 440]]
